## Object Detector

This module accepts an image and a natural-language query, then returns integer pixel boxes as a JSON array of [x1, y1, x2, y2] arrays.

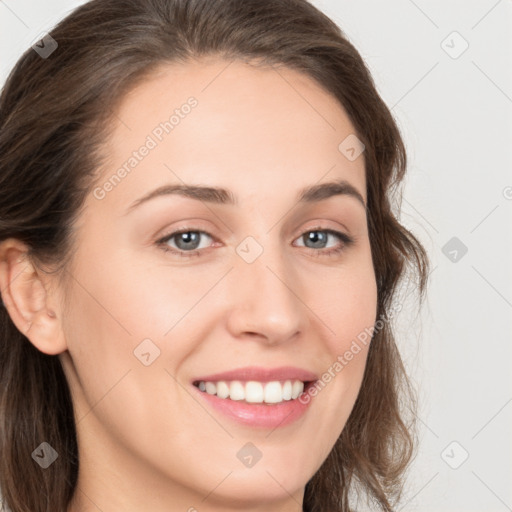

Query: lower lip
[[192, 383, 316, 429]]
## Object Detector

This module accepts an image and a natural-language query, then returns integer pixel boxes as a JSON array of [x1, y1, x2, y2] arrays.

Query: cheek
[[304, 253, 377, 425], [60, 250, 221, 421], [59, 280, 136, 422], [316, 254, 378, 355], [58, 252, 166, 415], [107, 256, 221, 338]]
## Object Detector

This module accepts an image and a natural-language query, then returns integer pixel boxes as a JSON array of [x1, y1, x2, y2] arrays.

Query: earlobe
[[0, 238, 68, 355]]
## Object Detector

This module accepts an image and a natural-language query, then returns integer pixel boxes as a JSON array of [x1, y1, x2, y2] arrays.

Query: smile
[[193, 379, 311, 404]]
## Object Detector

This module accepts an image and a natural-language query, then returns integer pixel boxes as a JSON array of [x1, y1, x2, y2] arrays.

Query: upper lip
[[192, 365, 319, 384]]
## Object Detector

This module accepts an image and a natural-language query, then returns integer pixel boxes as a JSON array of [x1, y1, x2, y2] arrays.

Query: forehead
[[93, 57, 366, 213]]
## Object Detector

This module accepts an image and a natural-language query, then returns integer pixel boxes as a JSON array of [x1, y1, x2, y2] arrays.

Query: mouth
[[191, 375, 317, 428], [190, 366, 319, 427], [192, 379, 316, 405]]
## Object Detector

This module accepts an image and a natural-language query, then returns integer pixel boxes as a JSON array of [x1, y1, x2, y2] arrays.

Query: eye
[[294, 228, 354, 257], [156, 227, 354, 258], [156, 229, 214, 257]]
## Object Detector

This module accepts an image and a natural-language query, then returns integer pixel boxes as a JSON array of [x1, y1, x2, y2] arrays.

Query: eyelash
[[155, 226, 355, 259]]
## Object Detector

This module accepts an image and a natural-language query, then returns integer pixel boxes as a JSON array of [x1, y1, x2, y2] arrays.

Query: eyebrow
[[124, 178, 366, 214]]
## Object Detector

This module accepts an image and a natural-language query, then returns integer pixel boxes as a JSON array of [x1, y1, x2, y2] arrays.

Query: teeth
[[216, 381, 230, 399], [205, 382, 216, 395], [195, 379, 306, 404], [230, 381, 245, 401], [245, 381, 264, 403]]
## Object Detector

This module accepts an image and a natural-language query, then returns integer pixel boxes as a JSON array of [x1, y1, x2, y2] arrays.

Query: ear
[[0, 238, 67, 355]]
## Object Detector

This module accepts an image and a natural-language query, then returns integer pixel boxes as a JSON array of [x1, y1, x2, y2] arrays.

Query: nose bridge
[[226, 233, 305, 342]]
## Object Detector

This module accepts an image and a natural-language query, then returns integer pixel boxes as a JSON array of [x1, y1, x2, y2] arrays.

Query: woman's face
[[58, 57, 377, 511]]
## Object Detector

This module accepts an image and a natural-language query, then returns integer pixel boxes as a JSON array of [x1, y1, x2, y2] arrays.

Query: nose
[[225, 240, 307, 346]]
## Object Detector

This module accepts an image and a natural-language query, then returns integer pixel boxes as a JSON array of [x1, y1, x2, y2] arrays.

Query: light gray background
[[1, 1, 511, 511]]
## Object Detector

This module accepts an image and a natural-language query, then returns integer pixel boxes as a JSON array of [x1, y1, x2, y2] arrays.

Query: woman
[[0, 0, 429, 511]]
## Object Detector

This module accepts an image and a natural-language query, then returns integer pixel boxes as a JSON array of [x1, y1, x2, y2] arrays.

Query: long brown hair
[[0, 1, 429, 510]]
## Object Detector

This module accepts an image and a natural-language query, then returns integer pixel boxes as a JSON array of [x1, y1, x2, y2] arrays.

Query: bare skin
[[0, 56, 377, 512]]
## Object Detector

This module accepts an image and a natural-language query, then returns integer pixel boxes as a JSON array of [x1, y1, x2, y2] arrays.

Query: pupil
[[307, 231, 326, 248], [178, 232, 199, 250]]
